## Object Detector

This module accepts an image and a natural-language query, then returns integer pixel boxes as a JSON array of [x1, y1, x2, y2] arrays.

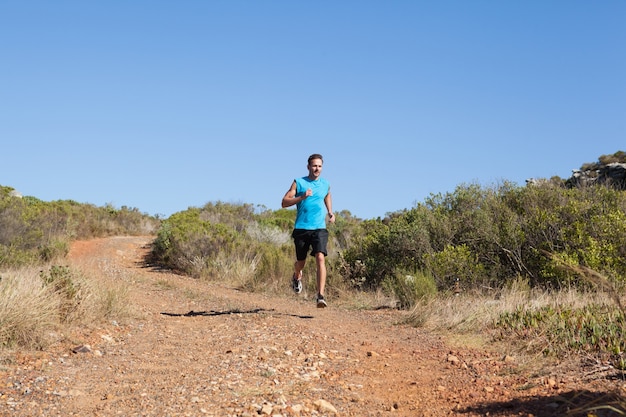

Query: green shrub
[[423, 244, 485, 290], [340, 178, 626, 296], [40, 265, 83, 322], [151, 208, 244, 277], [340, 208, 434, 289], [382, 269, 437, 309]]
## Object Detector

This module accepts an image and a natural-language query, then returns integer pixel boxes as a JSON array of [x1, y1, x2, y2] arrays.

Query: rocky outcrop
[[566, 162, 626, 190]]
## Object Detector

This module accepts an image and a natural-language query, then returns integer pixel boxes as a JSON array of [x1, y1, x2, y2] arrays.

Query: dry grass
[[215, 251, 262, 291], [401, 282, 626, 401], [335, 286, 399, 310], [404, 280, 619, 337], [0, 268, 60, 349], [0, 264, 131, 350]]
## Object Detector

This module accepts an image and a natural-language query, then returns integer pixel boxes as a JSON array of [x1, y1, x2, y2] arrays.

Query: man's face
[[307, 158, 323, 179]]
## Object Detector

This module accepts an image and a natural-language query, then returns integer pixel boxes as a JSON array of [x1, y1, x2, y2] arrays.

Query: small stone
[[446, 354, 460, 366], [503, 355, 515, 363], [547, 377, 557, 388], [260, 403, 273, 415], [71, 345, 92, 354], [313, 399, 338, 415], [101, 334, 115, 343]]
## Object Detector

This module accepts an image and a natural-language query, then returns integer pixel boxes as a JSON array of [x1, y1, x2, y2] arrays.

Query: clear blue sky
[[1, 1, 624, 219]]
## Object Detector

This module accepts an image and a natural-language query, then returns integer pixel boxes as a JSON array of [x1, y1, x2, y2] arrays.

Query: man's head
[[307, 154, 324, 180], [308, 153, 323, 165]]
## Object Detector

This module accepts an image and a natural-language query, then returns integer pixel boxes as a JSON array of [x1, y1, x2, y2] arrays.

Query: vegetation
[[0, 185, 160, 267], [0, 185, 157, 349], [0, 264, 130, 349], [340, 181, 626, 293]]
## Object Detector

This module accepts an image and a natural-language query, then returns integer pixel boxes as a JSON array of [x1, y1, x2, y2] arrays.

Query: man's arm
[[282, 181, 304, 208], [324, 190, 335, 223]]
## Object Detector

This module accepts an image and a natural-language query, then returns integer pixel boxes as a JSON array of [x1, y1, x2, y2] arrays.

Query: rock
[[547, 377, 558, 388], [503, 355, 515, 364], [446, 354, 460, 366], [566, 161, 626, 190], [260, 403, 273, 415], [101, 334, 115, 343], [314, 399, 338, 415], [71, 345, 92, 354]]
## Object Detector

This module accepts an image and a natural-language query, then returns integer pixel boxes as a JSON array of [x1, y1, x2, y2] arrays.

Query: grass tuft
[[0, 264, 131, 350]]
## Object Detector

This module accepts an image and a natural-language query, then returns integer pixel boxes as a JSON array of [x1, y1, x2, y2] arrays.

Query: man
[[281, 153, 335, 308]]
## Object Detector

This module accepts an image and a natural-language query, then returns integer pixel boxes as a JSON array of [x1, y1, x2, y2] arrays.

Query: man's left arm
[[324, 191, 335, 223]]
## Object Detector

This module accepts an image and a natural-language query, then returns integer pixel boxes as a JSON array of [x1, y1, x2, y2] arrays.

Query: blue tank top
[[294, 176, 330, 230]]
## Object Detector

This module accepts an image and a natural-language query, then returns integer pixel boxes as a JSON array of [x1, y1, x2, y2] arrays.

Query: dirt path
[[1, 236, 622, 416]]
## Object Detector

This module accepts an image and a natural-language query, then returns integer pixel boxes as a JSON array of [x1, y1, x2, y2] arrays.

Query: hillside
[[0, 236, 622, 416]]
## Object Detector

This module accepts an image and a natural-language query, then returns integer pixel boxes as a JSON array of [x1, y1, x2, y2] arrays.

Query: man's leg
[[315, 252, 326, 296], [294, 259, 306, 278], [291, 259, 305, 293], [291, 230, 308, 293]]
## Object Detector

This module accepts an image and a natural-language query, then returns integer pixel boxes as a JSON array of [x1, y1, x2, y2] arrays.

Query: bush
[[151, 208, 244, 277], [382, 269, 437, 309], [340, 180, 626, 295], [423, 244, 485, 291]]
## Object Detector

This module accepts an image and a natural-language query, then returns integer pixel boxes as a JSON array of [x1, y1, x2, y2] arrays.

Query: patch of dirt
[[1, 236, 624, 416]]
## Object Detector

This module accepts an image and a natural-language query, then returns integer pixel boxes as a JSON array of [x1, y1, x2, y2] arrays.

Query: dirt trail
[[1, 236, 622, 416]]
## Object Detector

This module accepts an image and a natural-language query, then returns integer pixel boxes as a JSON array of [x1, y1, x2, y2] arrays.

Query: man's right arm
[[282, 181, 299, 208]]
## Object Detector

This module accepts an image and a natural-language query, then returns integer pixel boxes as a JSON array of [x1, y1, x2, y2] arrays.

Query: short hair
[[308, 153, 323, 164]]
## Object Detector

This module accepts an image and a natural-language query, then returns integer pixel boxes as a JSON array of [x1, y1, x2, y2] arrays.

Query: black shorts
[[292, 229, 329, 260]]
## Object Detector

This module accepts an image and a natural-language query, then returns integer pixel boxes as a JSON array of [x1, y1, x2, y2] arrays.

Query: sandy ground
[[1, 236, 624, 417]]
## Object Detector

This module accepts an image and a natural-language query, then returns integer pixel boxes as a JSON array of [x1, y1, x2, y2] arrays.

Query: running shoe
[[316, 294, 327, 308], [292, 273, 302, 294]]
